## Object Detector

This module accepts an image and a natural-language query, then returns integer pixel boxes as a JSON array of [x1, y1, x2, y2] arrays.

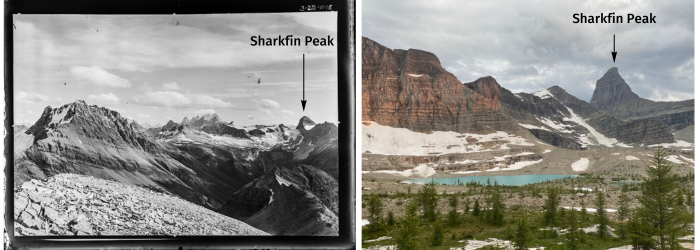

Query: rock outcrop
[[218, 165, 338, 236], [590, 67, 694, 131], [14, 174, 267, 236], [362, 37, 512, 134]]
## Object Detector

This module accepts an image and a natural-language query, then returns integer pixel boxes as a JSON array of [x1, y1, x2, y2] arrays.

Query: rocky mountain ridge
[[14, 101, 339, 235]]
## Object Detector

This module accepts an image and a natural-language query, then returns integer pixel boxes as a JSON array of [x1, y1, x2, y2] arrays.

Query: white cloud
[[14, 14, 337, 73], [186, 109, 217, 114], [137, 113, 151, 118], [87, 93, 120, 104], [280, 109, 295, 115], [162, 82, 181, 90], [257, 99, 280, 108], [16, 91, 48, 104], [70, 65, 131, 88], [132, 91, 233, 108]]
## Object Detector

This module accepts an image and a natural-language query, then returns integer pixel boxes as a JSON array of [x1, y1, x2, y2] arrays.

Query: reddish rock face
[[464, 76, 502, 110], [362, 37, 502, 133]]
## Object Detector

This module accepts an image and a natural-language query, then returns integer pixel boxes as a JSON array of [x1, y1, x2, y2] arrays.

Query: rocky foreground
[[14, 174, 268, 236]]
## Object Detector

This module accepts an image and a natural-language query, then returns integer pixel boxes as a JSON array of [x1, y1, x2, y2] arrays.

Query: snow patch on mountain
[[648, 140, 693, 148], [563, 106, 617, 147], [518, 123, 551, 131], [536, 116, 574, 133], [626, 156, 639, 161], [571, 158, 589, 171], [487, 159, 543, 172], [362, 121, 533, 156], [533, 89, 553, 99], [616, 142, 633, 148], [367, 164, 437, 178]]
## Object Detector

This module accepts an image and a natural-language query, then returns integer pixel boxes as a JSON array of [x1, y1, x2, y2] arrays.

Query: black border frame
[[5, 0, 356, 248]]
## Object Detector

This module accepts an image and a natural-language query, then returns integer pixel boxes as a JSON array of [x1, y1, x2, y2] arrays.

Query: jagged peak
[[296, 116, 316, 131]]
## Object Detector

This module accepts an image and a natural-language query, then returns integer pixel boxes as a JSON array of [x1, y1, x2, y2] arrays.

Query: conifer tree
[[637, 146, 692, 250], [514, 218, 531, 250], [367, 192, 384, 231], [543, 187, 561, 225], [595, 191, 609, 238], [617, 193, 630, 239], [392, 200, 420, 250]]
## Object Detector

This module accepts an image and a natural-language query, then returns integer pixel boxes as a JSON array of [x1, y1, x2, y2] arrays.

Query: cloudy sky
[[364, 0, 693, 102], [14, 13, 338, 126]]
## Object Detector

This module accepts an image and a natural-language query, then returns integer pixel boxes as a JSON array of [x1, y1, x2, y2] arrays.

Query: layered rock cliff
[[362, 37, 513, 134]]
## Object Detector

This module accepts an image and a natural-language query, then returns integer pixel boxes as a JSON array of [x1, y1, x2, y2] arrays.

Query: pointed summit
[[590, 67, 640, 109], [296, 116, 316, 131]]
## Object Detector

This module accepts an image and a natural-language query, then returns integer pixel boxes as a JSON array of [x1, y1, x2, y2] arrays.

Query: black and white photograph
[[12, 12, 340, 237]]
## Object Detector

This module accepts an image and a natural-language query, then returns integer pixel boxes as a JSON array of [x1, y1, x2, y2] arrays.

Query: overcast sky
[[14, 13, 337, 126], [364, 0, 693, 102]]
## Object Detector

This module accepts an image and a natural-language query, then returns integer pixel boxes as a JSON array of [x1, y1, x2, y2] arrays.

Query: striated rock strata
[[362, 37, 513, 134]]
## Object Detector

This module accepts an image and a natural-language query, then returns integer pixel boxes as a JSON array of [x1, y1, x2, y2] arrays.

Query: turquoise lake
[[404, 175, 577, 186]]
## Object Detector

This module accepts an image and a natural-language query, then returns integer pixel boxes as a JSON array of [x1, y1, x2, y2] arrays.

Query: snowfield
[[533, 89, 553, 99], [362, 121, 533, 156], [648, 140, 693, 148], [487, 159, 543, 172], [626, 155, 639, 161], [571, 158, 589, 171], [369, 164, 437, 178], [563, 106, 617, 147], [537, 116, 574, 133]]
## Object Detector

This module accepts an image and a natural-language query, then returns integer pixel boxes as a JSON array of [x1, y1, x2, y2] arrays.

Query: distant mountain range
[[13, 100, 338, 236], [362, 37, 692, 149]]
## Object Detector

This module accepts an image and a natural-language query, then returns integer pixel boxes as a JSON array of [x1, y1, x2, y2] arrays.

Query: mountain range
[[13, 100, 339, 236], [361, 36, 694, 176]]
